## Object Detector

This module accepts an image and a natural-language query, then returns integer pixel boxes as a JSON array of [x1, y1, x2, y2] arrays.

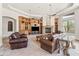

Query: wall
[[42, 15, 51, 34], [0, 3, 2, 46], [2, 8, 29, 31], [2, 17, 16, 37], [42, 15, 57, 34], [74, 8, 79, 40], [42, 16, 46, 34], [2, 7, 57, 35], [2, 7, 29, 37]]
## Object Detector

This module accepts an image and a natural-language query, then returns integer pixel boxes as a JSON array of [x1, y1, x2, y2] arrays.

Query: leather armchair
[[9, 32, 28, 49], [40, 34, 59, 53]]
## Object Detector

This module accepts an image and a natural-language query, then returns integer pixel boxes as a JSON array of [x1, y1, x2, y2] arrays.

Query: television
[[32, 27, 39, 31]]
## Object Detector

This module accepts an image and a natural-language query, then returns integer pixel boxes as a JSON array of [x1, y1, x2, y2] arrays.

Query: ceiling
[[3, 3, 73, 16]]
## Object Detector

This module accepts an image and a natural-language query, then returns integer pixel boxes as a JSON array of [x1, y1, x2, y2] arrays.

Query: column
[[74, 8, 79, 40]]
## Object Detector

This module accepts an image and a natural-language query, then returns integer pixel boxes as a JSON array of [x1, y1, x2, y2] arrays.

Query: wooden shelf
[[19, 16, 43, 34]]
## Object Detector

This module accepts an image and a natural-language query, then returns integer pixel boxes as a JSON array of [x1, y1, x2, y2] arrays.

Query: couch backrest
[[9, 32, 21, 39]]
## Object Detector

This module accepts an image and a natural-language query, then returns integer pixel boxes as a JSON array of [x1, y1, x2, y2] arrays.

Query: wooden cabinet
[[19, 16, 42, 34], [19, 16, 31, 34]]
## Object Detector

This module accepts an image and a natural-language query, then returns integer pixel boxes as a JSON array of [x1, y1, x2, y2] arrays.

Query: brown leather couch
[[40, 34, 59, 53], [9, 32, 28, 49]]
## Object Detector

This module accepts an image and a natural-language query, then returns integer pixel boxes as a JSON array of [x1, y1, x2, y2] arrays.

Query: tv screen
[[32, 27, 39, 31]]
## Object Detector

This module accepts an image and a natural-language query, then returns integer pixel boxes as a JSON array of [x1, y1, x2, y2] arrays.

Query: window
[[63, 15, 75, 33], [8, 21, 13, 31]]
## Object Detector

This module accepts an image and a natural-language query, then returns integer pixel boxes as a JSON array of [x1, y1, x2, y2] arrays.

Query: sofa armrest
[[40, 39, 52, 46], [9, 36, 12, 40]]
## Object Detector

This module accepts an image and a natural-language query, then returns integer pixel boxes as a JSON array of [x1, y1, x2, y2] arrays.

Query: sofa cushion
[[10, 32, 21, 39], [14, 32, 21, 38], [9, 35, 15, 39], [48, 35, 54, 41]]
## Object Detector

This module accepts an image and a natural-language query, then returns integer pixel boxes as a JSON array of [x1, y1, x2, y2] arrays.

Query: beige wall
[[2, 7, 30, 37], [2, 17, 16, 37], [42, 15, 55, 34], [75, 8, 79, 40], [0, 3, 2, 46], [2, 8, 29, 32]]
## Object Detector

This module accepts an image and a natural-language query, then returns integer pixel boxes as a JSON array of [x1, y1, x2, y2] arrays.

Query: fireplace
[[45, 27, 51, 33]]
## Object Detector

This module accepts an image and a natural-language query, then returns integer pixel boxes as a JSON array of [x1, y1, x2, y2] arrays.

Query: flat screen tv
[[32, 27, 39, 31]]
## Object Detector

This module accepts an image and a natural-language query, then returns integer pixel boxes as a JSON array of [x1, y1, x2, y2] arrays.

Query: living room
[[0, 2, 79, 56]]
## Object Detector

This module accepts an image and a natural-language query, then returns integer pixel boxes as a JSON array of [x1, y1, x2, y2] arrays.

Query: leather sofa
[[9, 32, 28, 49], [40, 34, 60, 53]]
